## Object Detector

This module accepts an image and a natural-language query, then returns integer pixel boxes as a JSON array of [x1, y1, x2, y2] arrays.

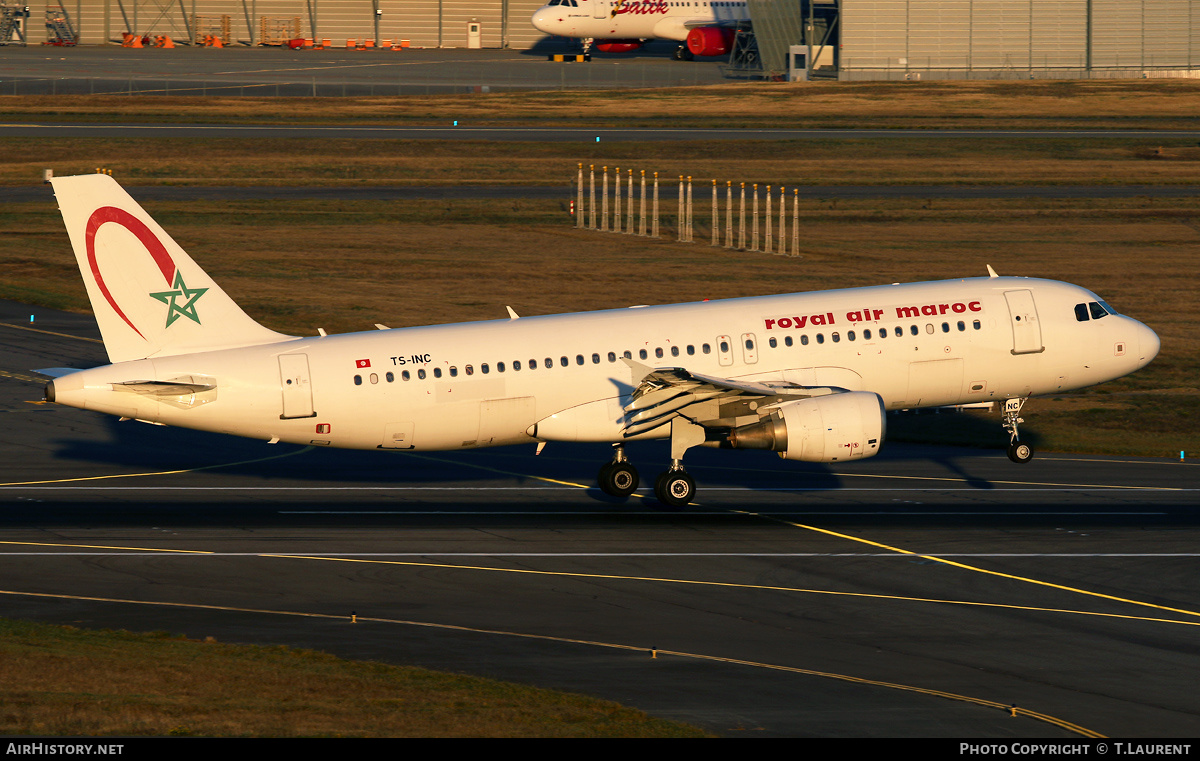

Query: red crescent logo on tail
[[85, 206, 176, 340]]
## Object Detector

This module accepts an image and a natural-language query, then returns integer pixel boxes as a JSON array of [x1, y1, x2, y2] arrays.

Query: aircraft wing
[[621, 360, 838, 437], [681, 18, 751, 30]]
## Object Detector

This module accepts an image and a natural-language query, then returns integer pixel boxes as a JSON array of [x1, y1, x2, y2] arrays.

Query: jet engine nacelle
[[685, 27, 735, 57], [726, 392, 886, 463], [595, 39, 644, 53]]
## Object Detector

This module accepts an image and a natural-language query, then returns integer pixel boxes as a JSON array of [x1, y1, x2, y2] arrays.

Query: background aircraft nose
[[531, 9, 554, 33]]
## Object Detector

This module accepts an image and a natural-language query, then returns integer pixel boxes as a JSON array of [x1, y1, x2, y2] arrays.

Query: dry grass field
[[0, 618, 706, 737], [4, 79, 1200, 129], [6, 136, 1200, 188]]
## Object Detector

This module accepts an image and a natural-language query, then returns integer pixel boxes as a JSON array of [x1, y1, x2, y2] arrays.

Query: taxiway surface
[[2, 301, 1198, 737]]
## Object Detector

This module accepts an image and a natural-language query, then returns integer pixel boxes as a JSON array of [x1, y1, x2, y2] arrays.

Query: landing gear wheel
[[654, 470, 695, 508], [1007, 441, 1034, 464], [598, 461, 639, 497], [672, 45, 694, 61]]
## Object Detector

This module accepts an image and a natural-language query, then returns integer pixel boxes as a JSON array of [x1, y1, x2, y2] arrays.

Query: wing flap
[[619, 360, 839, 438]]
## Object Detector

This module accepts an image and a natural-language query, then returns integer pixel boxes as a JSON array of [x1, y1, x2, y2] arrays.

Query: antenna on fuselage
[[986, 265, 999, 278]]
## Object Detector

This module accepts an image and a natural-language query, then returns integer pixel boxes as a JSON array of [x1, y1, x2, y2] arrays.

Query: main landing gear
[[1002, 397, 1035, 464], [672, 44, 694, 61], [598, 445, 639, 498], [597, 419, 706, 508]]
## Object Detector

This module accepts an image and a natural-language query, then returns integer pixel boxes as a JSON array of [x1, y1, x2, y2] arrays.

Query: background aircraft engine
[[726, 392, 886, 463], [685, 27, 735, 57], [595, 40, 644, 53]]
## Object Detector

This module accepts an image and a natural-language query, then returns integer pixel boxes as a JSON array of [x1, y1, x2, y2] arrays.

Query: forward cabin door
[[593, 0, 607, 18], [1003, 289, 1045, 355], [278, 354, 316, 419]]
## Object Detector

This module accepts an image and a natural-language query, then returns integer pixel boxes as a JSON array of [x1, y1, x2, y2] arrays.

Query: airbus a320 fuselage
[[43, 174, 1159, 506]]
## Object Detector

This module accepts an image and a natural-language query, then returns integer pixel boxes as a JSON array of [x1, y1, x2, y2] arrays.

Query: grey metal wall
[[840, 0, 1199, 79], [54, 0, 549, 48]]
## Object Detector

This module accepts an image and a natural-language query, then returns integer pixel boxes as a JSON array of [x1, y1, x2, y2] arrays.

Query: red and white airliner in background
[[531, 0, 751, 59]]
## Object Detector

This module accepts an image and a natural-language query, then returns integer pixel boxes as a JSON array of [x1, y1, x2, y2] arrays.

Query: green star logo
[[149, 271, 208, 328]]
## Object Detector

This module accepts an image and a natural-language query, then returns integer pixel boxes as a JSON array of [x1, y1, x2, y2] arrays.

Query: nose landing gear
[[1003, 397, 1035, 463]]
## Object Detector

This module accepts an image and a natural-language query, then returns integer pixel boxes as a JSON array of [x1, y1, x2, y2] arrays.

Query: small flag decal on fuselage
[[356, 359, 371, 368]]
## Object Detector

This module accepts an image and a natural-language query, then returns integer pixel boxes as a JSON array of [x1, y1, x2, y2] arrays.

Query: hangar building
[[7, 1, 1199, 83]]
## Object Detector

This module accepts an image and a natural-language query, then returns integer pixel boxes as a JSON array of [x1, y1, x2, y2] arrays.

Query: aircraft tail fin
[[52, 174, 294, 364]]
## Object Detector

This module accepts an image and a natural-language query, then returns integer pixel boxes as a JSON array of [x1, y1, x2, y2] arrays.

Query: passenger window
[[449, 367, 458, 377], [687, 345, 695, 355], [895, 326, 902, 337], [655, 347, 664, 358], [800, 335, 809, 345], [386, 371, 394, 382], [973, 320, 981, 330], [769, 337, 777, 348], [401, 370, 409, 381], [353, 375, 362, 385], [719, 340, 729, 352], [702, 344, 711, 354], [863, 329, 871, 340], [832, 332, 840, 343], [671, 346, 679, 357], [957, 321, 965, 331], [497, 362, 505, 373], [465, 365, 474, 375], [941, 322, 949, 333], [417, 369, 426, 380], [575, 355, 584, 365], [848, 331, 856, 341], [639, 349, 648, 359], [816, 333, 824, 344], [592, 353, 600, 364], [481, 364, 489, 374], [434, 368, 442, 378], [784, 336, 792, 347], [513, 360, 521, 371], [910, 325, 919, 336], [608, 352, 616, 362]]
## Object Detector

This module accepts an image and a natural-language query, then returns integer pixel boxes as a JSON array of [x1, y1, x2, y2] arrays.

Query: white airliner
[[531, 0, 750, 59], [43, 174, 1159, 506]]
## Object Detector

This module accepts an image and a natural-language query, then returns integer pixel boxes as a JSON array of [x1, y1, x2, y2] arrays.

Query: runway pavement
[[0, 45, 727, 96], [2, 300, 1198, 737]]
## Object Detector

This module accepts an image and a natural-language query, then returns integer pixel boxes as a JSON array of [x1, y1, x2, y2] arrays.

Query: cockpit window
[[1078, 301, 1118, 321]]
